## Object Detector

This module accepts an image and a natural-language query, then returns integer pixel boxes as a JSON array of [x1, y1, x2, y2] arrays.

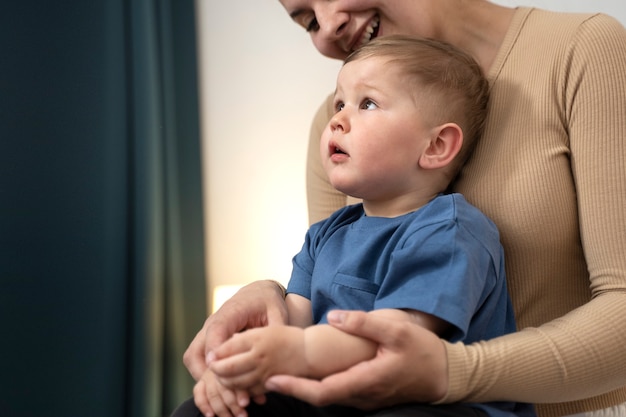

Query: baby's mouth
[[329, 142, 348, 157], [354, 14, 380, 51]]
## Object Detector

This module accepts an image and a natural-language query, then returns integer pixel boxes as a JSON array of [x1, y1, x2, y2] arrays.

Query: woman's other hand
[[264, 309, 448, 409]]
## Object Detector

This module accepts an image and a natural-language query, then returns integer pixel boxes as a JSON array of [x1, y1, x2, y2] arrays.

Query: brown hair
[[344, 35, 490, 177]]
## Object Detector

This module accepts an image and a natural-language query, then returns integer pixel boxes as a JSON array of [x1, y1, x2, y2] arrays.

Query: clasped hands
[[185, 282, 448, 417], [193, 315, 447, 417]]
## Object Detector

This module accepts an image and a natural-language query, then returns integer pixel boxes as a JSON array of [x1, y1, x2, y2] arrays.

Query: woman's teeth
[[358, 15, 380, 49]]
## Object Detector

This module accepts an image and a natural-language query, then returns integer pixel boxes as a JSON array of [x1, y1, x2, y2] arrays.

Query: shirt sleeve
[[374, 217, 505, 343]]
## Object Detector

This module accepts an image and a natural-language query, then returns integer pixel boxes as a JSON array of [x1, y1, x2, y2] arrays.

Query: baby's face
[[320, 56, 435, 201]]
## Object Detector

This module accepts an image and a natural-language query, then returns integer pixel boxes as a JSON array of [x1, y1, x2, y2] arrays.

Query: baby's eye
[[361, 99, 378, 110], [335, 102, 345, 113], [306, 17, 319, 32]]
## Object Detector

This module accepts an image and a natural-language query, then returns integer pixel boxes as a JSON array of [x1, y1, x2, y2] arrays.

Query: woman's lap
[[170, 395, 487, 417]]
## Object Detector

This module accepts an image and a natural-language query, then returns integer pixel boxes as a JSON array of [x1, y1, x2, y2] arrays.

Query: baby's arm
[[210, 300, 450, 394], [303, 307, 449, 379], [209, 321, 377, 395]]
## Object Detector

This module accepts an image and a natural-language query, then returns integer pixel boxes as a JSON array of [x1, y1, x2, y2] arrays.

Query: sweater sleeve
[[306, 93, 348, 225], [441, 13, 626, 410]]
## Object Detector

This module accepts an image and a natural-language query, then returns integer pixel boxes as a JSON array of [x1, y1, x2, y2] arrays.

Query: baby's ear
[[418, 123, 463, 170]]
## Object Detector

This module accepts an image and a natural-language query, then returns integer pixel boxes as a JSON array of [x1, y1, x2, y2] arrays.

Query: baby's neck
[[362, 191, 441, 218]]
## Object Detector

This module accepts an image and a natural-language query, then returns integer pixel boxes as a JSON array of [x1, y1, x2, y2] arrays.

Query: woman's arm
[[444, 13, 626, 406]]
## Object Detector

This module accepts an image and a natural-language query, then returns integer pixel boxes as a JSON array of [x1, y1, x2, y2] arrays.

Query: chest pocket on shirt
[[330, 273, 380, 311]]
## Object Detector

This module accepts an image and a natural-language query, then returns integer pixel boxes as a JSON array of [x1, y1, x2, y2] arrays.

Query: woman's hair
[[345, 35, 490, 176]]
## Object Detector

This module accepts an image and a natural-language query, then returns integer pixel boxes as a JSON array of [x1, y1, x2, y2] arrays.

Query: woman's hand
[[193, 369, 251, 417], [183, 280, 288, 381], [264, 309, 449, 409]]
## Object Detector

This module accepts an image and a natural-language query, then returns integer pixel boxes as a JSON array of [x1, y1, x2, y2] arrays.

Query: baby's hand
[[211, 325, 307, 395], [193, 369, 250, 417]]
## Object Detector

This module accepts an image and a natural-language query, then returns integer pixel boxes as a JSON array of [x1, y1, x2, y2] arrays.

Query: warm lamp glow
[[211, 284, 244, 314]]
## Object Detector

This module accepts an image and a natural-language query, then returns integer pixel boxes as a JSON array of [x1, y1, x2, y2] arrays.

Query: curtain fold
[[0, 1, 204, 415], [126, 0, 206, 415]]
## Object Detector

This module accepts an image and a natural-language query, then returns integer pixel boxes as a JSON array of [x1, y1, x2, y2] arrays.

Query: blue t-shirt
[[287, 193, 535, 417]]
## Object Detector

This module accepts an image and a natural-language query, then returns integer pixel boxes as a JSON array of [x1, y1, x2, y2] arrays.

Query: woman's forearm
[[443, 293, 626, 405]]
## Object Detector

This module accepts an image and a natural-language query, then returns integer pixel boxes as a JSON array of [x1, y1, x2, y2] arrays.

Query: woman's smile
[[352, 14, 380, 52]]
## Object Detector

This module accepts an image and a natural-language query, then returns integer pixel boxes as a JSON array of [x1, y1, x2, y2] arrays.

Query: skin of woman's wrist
[[430, 339, 450, 403]]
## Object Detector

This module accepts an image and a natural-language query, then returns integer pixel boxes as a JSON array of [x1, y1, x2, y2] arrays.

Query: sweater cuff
[[434, 341, 470, 404]]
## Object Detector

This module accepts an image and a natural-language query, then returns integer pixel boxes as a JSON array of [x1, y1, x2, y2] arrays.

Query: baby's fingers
[[235, 389, 251, 408], [213, 331, 256, 359], [194, 379, 247, 417], [193, 380, 218, 417], [211, 352, 257, 378], [216, 369, 265, 392], [214, 386, 247, 417]]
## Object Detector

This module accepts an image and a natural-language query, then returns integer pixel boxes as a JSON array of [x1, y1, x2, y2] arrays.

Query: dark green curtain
[[0, 1, 206, 416], [127, 0, 207, 415]]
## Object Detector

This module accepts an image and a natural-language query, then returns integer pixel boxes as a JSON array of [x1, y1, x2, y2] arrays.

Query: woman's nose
[[318, 7, 349, 40]]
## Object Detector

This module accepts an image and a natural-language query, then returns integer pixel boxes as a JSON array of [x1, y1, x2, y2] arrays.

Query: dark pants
[[170, 394, 487, 417]]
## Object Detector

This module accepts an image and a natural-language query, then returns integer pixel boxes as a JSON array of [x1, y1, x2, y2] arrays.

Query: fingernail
[[206, 351, 216, 364], [327, 310, 345, 323]]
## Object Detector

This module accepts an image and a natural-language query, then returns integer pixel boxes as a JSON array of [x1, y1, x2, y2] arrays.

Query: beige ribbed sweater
[[304, 8, 626, 417]]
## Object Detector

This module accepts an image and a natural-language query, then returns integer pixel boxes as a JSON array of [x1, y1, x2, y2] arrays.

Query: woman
[[180, 1, 626, 416]]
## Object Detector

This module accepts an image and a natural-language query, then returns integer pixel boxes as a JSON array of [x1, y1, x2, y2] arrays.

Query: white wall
[[195, 0, 341, 298], [196, 1, 626, 302]]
